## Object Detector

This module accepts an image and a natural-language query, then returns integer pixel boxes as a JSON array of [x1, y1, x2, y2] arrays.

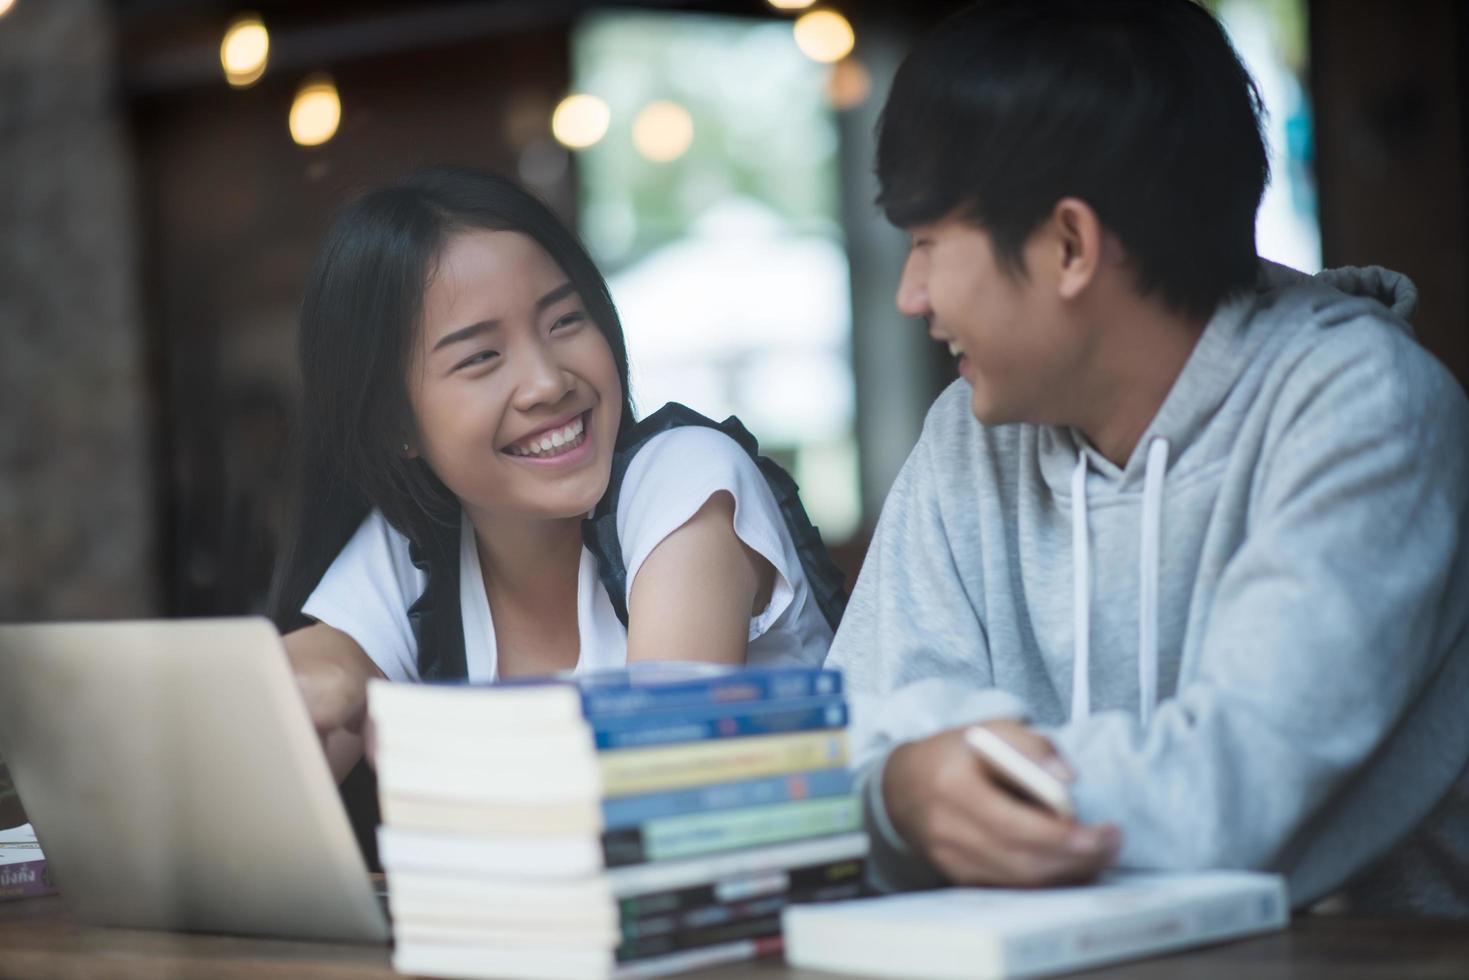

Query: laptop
[[0, 617, 390, 943]]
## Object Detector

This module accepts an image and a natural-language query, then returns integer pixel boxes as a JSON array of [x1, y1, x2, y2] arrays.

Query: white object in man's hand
[[964, 724, 1076, 818]]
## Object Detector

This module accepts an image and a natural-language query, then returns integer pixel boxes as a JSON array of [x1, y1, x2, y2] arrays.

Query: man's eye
[[455, 350, 499, 371], [552, 312, 586, 331]]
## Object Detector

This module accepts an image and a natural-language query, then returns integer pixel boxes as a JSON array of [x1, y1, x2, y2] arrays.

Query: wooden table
[[2, 896, 1467, 979]]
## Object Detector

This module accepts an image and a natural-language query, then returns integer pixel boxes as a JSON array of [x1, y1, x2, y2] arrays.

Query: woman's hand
[[293, 649, 368, 734], [282, 624, 385, 781]]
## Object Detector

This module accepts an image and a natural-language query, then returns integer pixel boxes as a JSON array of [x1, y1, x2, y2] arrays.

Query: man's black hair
[[876, 0, 1269, 320]]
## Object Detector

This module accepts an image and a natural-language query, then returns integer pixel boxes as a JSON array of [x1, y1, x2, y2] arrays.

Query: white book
[[377, 825, 869, 894], [783, 870, 1288, 980], [381, 794, 606, 836], [379, 825, 605, 879]]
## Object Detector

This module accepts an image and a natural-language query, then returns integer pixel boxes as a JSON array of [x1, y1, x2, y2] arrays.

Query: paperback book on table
[[782, 869, 1288, 980], [369, 662, 868, 979], [0, 823, 58, 902]]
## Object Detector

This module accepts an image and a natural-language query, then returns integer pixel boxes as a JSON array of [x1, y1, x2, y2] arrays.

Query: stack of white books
[[370, 664, 869, 979]]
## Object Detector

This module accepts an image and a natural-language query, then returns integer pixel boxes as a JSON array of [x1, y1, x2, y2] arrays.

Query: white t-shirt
[[302, 426, 835, 682]]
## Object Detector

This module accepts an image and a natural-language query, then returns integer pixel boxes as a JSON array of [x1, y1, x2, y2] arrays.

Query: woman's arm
[[625, 491, 775, 665], [283, 623, 387, 782]]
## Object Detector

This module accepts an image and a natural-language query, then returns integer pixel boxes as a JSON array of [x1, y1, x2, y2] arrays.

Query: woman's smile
[[501, 409, 595, 468]]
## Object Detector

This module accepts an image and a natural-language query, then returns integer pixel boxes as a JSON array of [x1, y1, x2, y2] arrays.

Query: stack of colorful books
[[369, 664, 868, 979]]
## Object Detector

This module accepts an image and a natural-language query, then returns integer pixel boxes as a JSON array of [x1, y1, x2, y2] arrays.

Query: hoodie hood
[[1313, 263, 1419, 322]]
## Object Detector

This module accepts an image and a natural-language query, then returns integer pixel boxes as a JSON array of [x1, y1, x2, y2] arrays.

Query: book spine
[[622, 879, 865, 942], [1001, 882, 1289, 976], [617, 911, 784, 963], [618, 856, 866, 921], [614, 936, 782, 980], [0, 858, 57, 902], [602, 768, 854, 830], [608, 831, 870, 898], [593, 698, 848, 750], [582, 670, 843, 718], [599, 731, 849, 798], [603, 796, 862, 867]]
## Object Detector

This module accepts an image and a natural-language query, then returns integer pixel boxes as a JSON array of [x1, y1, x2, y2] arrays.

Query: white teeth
[[948, 341, 962, 357], [509, 415, 586, 458]]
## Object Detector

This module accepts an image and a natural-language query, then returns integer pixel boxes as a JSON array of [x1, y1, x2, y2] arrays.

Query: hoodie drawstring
[[1070, 437, 1171, 725], [1070, 456, 1092, 722]]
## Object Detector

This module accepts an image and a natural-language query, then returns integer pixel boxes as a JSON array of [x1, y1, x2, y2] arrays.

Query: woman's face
[[407, 229, 623, 526]]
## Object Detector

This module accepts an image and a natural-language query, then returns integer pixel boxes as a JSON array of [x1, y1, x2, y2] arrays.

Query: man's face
[[896, 214, 1083, 426]]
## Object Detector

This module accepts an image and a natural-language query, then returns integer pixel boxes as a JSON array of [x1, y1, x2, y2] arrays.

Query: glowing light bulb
[[794, 10, 855, 64], [632, 101, 694, 163], [289, 75, 341, 147], [766, 0, 816, 10], [0, 0, 17, 20], [551, 94, 611, 150], [221, 13, 270, 88]]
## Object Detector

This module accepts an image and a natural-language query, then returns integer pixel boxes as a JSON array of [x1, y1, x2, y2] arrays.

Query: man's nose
[[895, 257, 930, 319]]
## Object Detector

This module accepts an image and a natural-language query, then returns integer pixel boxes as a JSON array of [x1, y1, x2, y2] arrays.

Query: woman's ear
[[1051, 196, 1104, 302], [399, 437, 420, 460]]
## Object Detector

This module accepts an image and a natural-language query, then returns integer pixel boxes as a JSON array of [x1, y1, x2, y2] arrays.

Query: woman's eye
[[455, 350, 499, 371], [552, 312, 586, 331]]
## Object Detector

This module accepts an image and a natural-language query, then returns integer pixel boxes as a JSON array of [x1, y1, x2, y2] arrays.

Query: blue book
[[576, 665, 843, 718], [602, 768, 855, 831], [592, 696, 848, 749], [456, 662, 844, 719]]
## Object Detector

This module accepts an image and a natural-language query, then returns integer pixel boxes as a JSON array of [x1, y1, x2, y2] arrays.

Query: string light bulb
[[220, 13, 270, 88], [289, 74, 341, 147], [632, 101, 694, 163], [793, 10, 855, 64], [825, 57, 871, 111], [551, 94, 612, 150]]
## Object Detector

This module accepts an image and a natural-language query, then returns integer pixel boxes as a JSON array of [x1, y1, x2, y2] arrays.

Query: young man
[[826, 0, 1469, 915]]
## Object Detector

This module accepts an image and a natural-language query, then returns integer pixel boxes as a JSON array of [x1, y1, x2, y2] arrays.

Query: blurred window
[[572, 11, 859, 541], [1209, 0, 1321, 271]]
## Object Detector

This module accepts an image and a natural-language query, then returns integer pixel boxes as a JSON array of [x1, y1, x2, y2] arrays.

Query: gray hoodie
[[827, 262, 1469, 915]]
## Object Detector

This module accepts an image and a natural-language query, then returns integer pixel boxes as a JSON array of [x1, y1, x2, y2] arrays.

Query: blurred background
[[0, 0, 1464, 623]]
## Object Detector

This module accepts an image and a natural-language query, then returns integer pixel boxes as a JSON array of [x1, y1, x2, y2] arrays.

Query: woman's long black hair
[[268, 167, 637, 633]]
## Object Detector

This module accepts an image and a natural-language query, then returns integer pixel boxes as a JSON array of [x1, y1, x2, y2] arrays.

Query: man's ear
[[1051, 197, 1104, 301]]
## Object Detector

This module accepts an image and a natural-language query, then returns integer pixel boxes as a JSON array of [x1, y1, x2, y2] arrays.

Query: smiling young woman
[[268, 168, 845, 785]]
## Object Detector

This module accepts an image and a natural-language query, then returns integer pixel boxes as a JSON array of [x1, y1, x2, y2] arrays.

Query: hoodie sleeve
[[826, 399, 1031, 890], [1047, 326, 1469, 902]]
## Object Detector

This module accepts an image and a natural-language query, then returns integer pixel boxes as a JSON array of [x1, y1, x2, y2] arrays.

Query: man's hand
[[882, 720, 1121, 886]]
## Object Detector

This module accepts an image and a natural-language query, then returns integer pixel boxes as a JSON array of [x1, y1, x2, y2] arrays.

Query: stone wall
[[0, 0, 157, 619]]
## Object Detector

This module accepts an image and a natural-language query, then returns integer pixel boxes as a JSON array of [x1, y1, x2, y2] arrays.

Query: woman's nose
[[511, 340, 574, 410]]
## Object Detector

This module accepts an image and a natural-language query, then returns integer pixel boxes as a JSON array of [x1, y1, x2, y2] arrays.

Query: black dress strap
[[581, 403, 847, 631], [407, 515, 468, 681]]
